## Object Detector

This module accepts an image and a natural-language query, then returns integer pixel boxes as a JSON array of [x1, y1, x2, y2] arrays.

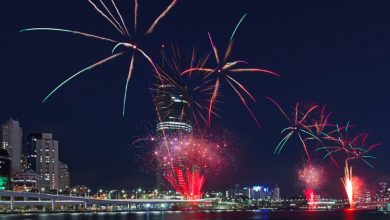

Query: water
[[0, 210, 388, 220]]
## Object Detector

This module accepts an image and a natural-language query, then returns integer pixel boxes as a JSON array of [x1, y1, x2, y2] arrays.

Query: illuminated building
[[154, 83, 193, 191], [36, 133, 59, 190], [376, 182, 390, 205], [0, 118, 23, 175], [26, 133, 42, 170], [59, 161, 70, 190], [272, 185, 281, 201], [0, 148, 11, 190], [154, 84, 192, 134], [12, 169, 40, 192], [252, 185, 270, 200]]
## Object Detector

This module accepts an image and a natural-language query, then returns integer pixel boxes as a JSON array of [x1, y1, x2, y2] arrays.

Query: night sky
[[1, 0, 389, 196]]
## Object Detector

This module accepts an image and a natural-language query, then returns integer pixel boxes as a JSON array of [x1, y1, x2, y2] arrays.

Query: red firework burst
[[152, 134, 231, 199]]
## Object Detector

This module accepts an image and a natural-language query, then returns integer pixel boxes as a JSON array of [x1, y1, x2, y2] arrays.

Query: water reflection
[[0, 210, 387, 220]]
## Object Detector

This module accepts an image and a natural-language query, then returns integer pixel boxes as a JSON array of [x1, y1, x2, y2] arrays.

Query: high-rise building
[[36, 133, 59, 190], [0, 148, 11, 190], [271, 185, 281, 201], [154, 83, 193, 190], [58, 161, 70, 190], [154, 84, 192, 134], [0, 118, 23, 175], [26, 133, 42, 171]]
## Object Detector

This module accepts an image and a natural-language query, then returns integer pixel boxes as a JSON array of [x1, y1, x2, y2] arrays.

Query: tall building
[[271, 185, 281, 201], [36, 133, 59, 190], [26, 133, 42, 171], [0, 118, 23, 175], [0, 148, 11, 190], [154, 84, 192, 134], [154, 83, 193, 190], [58, 161, 70, 190]]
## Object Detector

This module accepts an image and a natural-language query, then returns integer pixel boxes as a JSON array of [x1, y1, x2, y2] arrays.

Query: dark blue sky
[[1, 0, 389, 196]]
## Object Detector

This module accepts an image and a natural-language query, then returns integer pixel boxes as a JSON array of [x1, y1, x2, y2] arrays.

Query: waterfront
[[0, 210, 388, 220]]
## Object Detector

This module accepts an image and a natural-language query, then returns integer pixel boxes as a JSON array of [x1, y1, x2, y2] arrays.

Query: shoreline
[[0, 208, 381, 215]]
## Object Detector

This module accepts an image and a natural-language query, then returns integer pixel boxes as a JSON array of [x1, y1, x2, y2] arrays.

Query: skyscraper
[[26, 133, 42, 171], [36, 133, 59, 190], [58, 161, 70, 190], [0, 118, 23, 175], [154, 84, 192, 134], [271, 185, 281, 201], [154, 83, 193, 191]]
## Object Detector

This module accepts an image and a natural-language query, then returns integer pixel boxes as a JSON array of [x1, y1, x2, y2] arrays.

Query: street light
[[87, 189, 91, 198], [70, 188, 76, 197], [136, 188, 142, 199]]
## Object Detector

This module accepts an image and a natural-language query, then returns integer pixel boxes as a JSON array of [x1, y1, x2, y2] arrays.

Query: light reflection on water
[[0, 210, 388, 220]]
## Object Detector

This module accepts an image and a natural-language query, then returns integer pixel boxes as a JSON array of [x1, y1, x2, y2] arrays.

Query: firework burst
[[181, 14, 279, 128], [298, 163, 325, 190], [315, 122, 380, 208], [134, 131, 236, 199], [317, 122, 380, 168], [155, 43, 217, 127], [267, 98, 327, 161], [298, 162, 325, 208], [21, 0, 178, 116]]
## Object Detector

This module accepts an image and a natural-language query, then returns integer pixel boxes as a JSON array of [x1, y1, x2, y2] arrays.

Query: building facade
[[376, 182, 390, 205], [12, 169, 40, 192], [154, 84, 193, 134], [26, 133, 43, 171], [271, 185, 281, 201], [0, 118, 23, 175], [58, 161, 70, 190], [0, 148, 11, 190], [36, 133, 59, 190]]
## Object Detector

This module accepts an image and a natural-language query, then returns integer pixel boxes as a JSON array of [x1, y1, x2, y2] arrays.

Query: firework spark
[[181, 14, 279, 128], [317, 123, 380, 168], [298, 162, 324, 209], [342, 162, 354, 208], [21, 0, 178, 116], [314, 121, 378, 209], [303, 188, 317, 209], [268, 98, 325, 161], [133, 131, 237, 199], [298, 163, 324, 190], [157, 43, 215, 127]]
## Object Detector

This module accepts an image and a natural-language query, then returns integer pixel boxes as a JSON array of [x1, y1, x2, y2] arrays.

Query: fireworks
[[181, 14, 279, 128], [303, 188, 316, 208], [156, 43, 216, 127], [315, 123, 380, 208], [298, 163, 324, 190], [268, 98, 326, 161], [317, 122, 380, 168], [342, 162, 354, 208], [21, 0, 178, 116], [155, 135, 229, 199], [298, 163, 324, 208], [270, 99, 381, 209], [165, 166, 205, 200], [133, 132, 236, 200]]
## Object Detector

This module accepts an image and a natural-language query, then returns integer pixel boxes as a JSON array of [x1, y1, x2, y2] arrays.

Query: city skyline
[[1, 0, 390, 197]]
